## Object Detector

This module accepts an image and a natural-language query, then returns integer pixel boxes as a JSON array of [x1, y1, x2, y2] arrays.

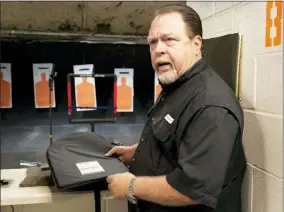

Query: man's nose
[[155, 40, 166, 55]]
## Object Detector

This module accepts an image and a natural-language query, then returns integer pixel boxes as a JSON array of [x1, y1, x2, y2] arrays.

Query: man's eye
[[149, 40, 156, 45], [166, 37, 176, 41], [166, 37, 176, 45]]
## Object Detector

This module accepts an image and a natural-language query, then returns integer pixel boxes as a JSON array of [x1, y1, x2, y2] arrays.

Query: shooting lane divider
[[236, 33, 242, 99], [113, 75, 117, 115]]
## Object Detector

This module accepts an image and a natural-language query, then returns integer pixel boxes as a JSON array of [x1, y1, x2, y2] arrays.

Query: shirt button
[[141, 138, 144, 142], [132, 157, 135, 162]]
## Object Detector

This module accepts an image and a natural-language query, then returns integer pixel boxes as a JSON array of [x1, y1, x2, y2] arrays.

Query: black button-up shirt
[[129, 58, 247, 212]]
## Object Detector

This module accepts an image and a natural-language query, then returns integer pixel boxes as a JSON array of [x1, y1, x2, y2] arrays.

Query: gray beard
[[157, 69, 179, 84]]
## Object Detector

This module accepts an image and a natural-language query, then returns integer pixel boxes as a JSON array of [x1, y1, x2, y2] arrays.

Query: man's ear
[[193, 35, 202, 55]]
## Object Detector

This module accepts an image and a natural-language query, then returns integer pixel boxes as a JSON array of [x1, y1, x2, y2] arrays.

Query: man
[[106, 4, 247, 212]]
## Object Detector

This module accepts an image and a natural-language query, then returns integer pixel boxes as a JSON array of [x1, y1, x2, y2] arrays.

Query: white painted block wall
[[186, 1, 283, 212]]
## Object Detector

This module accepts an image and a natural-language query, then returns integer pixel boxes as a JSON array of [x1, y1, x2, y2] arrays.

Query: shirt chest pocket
[[151, 115, 176, 174], [152, 115, 174, 143]]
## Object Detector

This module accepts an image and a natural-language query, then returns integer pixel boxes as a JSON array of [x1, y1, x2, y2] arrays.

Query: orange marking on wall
[[265, 0, 283, 47]]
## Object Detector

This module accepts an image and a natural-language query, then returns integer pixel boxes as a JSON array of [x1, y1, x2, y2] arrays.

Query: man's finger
[[105, 147, 117, 156], [118, 156, 124, 161], [106, 175, 112, 183]]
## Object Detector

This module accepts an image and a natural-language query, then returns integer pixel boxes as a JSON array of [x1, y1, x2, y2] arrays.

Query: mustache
[[155, 58, 171, 63], [155, 59, 172, 66]]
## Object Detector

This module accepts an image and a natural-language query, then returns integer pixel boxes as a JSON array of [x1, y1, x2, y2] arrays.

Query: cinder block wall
[[186, 1, 283, 212]]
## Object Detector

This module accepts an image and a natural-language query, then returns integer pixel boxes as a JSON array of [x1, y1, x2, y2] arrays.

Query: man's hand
[[105, 144, 138, 163], [106, 172, 136, 199]]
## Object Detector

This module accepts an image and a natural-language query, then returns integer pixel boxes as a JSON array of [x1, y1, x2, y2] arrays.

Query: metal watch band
[[128, 177, 138, 204], [129, 177, 136, 196]]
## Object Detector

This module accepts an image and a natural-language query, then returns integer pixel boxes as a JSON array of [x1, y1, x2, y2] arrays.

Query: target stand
[[67, 73, 117, 125], [67, 73, 118, 212]]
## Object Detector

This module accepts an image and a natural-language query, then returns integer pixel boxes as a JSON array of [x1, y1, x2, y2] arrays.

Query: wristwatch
[[127, 177, 138, 204]]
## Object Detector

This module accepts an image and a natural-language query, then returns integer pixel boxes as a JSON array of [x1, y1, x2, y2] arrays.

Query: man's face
[[147, 12, 200, 84]]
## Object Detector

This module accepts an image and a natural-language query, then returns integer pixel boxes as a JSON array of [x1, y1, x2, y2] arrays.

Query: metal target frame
[[66, 72, 117, 212], [67, 73, 117, 124]]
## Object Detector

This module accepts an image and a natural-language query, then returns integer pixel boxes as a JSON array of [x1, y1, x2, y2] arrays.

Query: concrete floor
[[1, 111, 146, 169]]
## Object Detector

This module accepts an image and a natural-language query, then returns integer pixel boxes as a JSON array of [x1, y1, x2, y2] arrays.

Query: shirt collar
[[159, 57, 208, 92]]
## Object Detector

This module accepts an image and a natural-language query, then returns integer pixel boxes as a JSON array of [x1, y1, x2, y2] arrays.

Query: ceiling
[[0, 1, 186, 41]]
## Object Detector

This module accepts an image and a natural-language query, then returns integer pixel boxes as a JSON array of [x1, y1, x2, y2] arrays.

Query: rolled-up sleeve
[[166, 106, 239, 209]]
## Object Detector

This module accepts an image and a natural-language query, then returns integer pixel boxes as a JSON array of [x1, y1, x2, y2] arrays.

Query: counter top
[[1, 168, 111, 206]]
